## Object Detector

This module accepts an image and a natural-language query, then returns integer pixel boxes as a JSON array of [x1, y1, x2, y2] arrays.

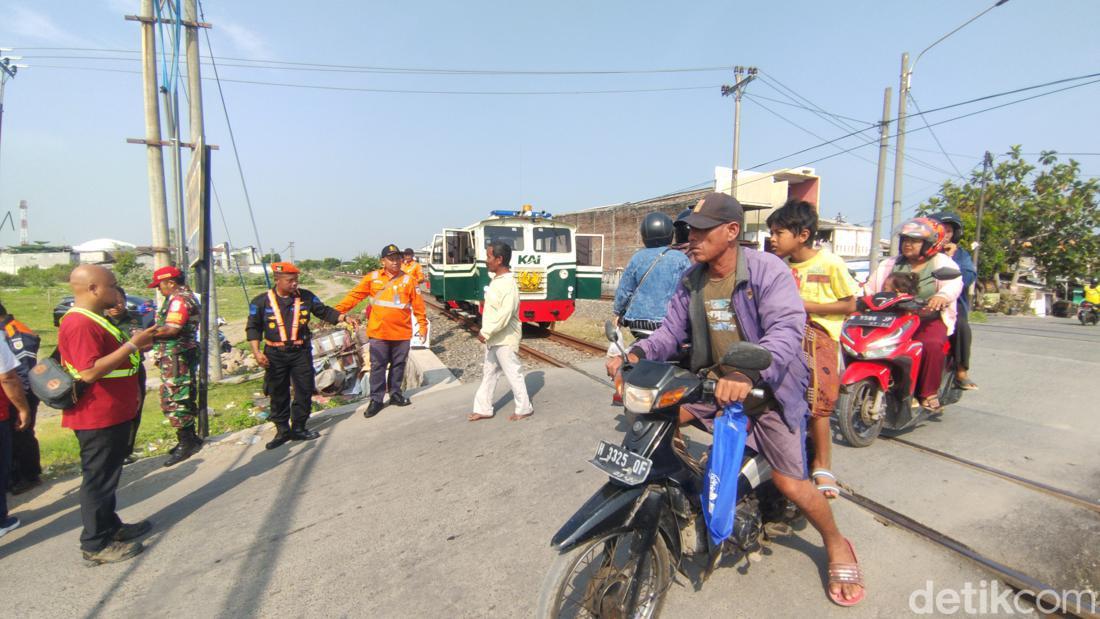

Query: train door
[[442, 228, 478, 301], [428, 234, 444, 297], [575, 234, 604, 299]]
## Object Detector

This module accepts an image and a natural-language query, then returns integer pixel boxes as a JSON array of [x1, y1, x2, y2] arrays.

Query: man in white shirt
[[0, 332, 32, 538], [468, 242, 534, 422]]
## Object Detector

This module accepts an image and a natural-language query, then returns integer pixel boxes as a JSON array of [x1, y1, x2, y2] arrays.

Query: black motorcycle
[[1078, 301, 1098, 326], [537, 323, 802, 618]]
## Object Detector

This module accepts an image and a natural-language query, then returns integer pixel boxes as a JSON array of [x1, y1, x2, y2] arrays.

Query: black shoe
[[389, 392, 411, 407], [83, 541, 143, 565], [10, 477, 42, 495], [362, 401, 384, 418], [289, 428, 320, 441], [163, 430, 203, 467], [112, 520, 153, 542], [122, 455, 138, 466], [265, 432, 291, 450]]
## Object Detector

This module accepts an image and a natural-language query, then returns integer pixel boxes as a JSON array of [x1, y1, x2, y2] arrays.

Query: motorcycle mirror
[[604, 320, 617, 342], [720, 342, 772, 372], [931, 267, 962, 281]]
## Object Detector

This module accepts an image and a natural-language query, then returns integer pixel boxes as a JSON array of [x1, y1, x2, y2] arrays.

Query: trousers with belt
[[265, 345, 315, 430], [368, 339, 410, 403]]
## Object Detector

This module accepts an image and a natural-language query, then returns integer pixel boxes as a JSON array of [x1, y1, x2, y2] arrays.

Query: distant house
[[73, 238, 137, 265], [0, 245, 74, 275]]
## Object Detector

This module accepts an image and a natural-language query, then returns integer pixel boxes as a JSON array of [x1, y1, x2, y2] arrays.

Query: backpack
[[29, 348, 87, 410]]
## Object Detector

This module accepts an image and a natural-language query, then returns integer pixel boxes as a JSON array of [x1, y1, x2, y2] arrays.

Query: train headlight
[[559, 270, 568, 279]]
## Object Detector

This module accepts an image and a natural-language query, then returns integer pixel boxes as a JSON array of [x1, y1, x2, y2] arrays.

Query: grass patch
[[968, 310, 988, 323], [550, 318, 635, 349]]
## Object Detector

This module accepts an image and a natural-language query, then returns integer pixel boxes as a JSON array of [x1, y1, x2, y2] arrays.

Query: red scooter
[[834, 267, 963, 447]]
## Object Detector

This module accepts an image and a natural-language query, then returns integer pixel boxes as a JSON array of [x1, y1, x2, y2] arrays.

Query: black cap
[[681, 192, 745, 229], [380, 243, 402, 258]]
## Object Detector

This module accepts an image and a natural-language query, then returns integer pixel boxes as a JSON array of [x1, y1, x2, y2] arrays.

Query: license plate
[[590, 440, 653, 486], [846, 313, 895, 328]]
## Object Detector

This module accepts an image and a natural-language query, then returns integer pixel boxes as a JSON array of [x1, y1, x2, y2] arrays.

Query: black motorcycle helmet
[[931, 211, 963, 243], [672, 208, 692, 245], [640, 212, 675, 248]]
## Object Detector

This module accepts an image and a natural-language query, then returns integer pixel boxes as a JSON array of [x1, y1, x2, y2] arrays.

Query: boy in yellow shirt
[[767, 200, 858, 499]]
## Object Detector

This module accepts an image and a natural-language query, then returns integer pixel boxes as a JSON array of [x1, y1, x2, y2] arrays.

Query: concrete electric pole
[[184, 0, 221, 383], [971, 151, 993, 306], [869, 87, 893, 274], [889, 53, 909, 254], [721, 66, 757, 198], [0, 52, 29, 206], [137, 0, 172, 271]]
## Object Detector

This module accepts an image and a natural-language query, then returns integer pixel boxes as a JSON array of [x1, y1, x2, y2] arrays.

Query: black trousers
[[0, 420, 11, 521], [265, 346, 315, 431], [368, 339, 410, 403], [954, 310, 973, 371], [74, 420, 131, 552], [127, 365, 147, 456], [8, 393, 41, 485]]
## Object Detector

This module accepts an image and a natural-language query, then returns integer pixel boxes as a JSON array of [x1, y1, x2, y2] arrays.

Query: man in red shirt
[[58, 265, 156, 564]]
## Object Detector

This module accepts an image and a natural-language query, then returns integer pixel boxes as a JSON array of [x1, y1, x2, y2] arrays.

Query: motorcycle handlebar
[[702, 379, 765, 401]]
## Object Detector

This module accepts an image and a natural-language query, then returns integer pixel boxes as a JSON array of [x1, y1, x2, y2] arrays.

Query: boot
[[163, 428, 203, 467]]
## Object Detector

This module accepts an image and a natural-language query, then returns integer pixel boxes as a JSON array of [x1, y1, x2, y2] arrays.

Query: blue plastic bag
[[702, 402, 749, 546]]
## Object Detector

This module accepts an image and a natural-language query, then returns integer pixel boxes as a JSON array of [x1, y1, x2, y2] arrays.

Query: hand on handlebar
[[604, 352, 638, 378], [714, 371, 754, 409], [926, 294, 951, 312]]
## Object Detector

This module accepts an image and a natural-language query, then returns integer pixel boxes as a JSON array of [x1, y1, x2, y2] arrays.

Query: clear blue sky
[[0, 0, 1097, 260]]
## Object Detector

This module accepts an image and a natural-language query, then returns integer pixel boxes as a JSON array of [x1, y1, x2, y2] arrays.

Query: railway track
[[541, 329, 607, 355]]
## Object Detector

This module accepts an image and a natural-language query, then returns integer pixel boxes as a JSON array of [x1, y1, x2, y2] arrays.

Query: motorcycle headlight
[[857, 331, 905, 359], [623, 386, 658, 412]]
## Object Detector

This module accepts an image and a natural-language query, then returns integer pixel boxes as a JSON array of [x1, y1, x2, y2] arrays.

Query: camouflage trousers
[[158, 349, 199, 430]]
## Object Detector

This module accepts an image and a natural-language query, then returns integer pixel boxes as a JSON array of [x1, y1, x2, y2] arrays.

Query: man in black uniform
[[247, 262, 350, 450]]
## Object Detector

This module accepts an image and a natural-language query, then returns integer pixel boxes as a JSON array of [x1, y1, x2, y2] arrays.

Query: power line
[[907, 92, 965, 179], [14, 47, 736, 75], [198, 0, 270, 286]]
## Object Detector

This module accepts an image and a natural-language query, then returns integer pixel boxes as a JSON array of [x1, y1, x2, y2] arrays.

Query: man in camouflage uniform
[[147, 266, 202, 467]]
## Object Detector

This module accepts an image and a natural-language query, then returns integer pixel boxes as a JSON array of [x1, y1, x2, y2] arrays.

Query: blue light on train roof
[[489, 209, 554, 219]]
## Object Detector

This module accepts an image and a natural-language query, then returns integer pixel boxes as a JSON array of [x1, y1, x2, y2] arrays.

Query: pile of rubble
[[217, 327, 372, 396], [221, 347, 261, 375]]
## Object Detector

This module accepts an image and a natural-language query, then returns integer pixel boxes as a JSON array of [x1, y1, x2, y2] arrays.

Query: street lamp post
[[889, 0, 1010, 253], [0, 52, 29, 207]]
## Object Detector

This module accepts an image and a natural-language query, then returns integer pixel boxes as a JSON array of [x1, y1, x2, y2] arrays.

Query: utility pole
[[287, 241, 295, 264], [869, 87, 893, 273], [138, 0, 172, 271], [972, 151, 993, 307], [0, 52, 28, 204], [721, 66, 757, 198], [184, 0, 220, 384], [889, 53, 909, 254]]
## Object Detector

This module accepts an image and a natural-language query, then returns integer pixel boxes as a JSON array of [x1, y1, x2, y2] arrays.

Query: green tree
[[262, 252, 281, 264], [113, 250, 139, 278], [919, 146, 1100, 286], [346, 253, 380, 274]]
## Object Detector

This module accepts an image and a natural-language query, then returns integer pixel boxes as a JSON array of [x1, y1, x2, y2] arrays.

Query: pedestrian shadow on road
[[0, 458, 202, 561], [81, 418, 340, 619]]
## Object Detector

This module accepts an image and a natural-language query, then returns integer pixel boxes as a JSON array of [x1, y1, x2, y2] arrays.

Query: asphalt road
[[1, 313, 1097, 617]]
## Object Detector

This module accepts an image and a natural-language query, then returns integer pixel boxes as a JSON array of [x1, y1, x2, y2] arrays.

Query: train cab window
[[484, 226, 525, 251], [533, 227, 571, 253], [445, 230, 475, 264]]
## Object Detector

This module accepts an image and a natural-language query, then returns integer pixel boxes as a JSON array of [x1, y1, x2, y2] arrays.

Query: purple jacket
[[633, 247, 810, 428]]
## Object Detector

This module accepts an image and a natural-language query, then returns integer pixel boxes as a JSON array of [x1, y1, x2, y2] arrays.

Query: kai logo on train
[[517, 255, 541, 265]]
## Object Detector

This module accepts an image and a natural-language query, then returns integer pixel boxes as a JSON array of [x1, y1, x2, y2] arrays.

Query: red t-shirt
[[58, 311, 140, 430]]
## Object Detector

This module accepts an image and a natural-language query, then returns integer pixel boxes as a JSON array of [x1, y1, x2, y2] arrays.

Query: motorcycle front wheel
[[536, 530, 671, 619], [835, 379, 885, 448]]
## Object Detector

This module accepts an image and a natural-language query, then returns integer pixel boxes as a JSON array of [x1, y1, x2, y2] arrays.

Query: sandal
[[921, 396, 943, 413], [827, 538, 866, 607], [811, 469, 840, 499], [957, 377, 979, 390]]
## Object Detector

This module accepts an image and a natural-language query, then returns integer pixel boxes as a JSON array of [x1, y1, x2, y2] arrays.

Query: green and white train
[[427, 205, 604, 326]]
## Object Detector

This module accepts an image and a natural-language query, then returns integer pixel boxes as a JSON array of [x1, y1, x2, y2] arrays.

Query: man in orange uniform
[[401, 247, 424, 285], [335, 244, 428, 418]]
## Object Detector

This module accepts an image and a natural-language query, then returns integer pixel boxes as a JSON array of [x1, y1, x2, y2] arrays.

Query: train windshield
[[533, 227, 571, 253], [485, 226, 525, 251]]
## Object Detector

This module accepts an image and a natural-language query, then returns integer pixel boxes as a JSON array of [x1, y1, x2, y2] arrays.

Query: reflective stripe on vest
[[61, 307, 140, 378], [372, 299, 409, 310], [267, 290, 302, 342]]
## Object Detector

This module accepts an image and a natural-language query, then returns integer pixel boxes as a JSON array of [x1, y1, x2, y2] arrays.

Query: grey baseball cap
[[681, 192, 745, 229]]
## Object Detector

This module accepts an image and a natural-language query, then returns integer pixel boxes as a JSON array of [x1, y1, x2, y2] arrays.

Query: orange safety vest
[[334, 269, 427, 340], [266, 289, 303, 345], [401, 260, 424, 284]]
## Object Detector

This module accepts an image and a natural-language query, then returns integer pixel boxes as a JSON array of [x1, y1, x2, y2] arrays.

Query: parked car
[[52, 295, 155, 326]]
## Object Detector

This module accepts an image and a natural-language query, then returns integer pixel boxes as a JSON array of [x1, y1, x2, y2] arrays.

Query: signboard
[[185, 138, 205, 267]]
